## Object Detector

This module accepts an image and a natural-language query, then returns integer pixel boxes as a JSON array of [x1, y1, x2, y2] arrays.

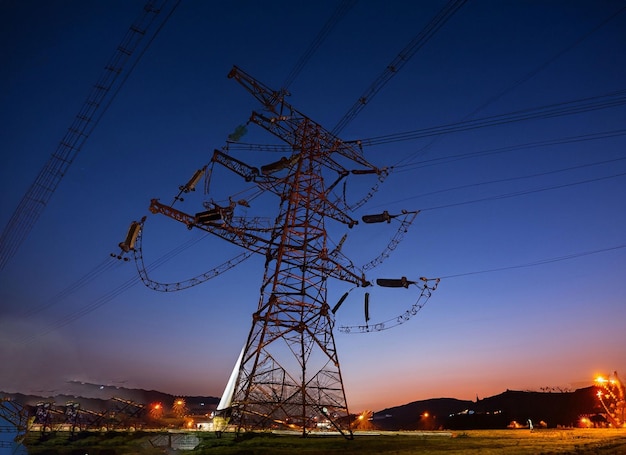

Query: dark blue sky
[[1, 1, 625, 411]]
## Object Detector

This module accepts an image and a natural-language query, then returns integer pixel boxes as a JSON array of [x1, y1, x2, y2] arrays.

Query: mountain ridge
[[372, 386, 601, 430], [2, 382, 603, 430]]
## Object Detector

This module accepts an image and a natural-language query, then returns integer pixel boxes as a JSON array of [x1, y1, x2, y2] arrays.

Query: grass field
[[22, 428, 626, 454]]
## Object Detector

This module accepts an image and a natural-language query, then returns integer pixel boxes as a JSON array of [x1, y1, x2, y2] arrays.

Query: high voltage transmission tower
[[118, 66, 439, 437], [115, 1, 467, 436]]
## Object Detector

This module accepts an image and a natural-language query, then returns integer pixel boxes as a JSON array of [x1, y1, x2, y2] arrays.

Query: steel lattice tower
[[224, 67, 376, 437], [132, 66, 437, 437], [231, 126, 350, 436], [232, 164, 351, 434]]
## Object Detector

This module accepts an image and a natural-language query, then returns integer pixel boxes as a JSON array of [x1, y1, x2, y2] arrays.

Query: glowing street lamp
[[173, 398, 187, 418], [150, 402, 163, 420]]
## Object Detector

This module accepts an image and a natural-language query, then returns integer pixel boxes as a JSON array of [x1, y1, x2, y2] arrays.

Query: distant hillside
[[3, 382, 605, 431], [1, 381, 219, 416], [372, 387, 603, 430], [455, 387, 601, 429], [373, 397, 473, 430]]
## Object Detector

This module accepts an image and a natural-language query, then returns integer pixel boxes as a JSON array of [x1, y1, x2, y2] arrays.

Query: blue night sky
[[1, 1, 625, 412]]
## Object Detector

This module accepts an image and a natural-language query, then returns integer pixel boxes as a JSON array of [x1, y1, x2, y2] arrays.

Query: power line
[[10, 2, 356, 341], [19, 257, 121, 318], [16, 273, 141, 346], [226, 94, 626, 154], [16, 161, 625, 344], [439, 244, 626, 280], [390, 156, 626, 204], [392, 129, 626, 173], [15, 230, 211, 343], [420, 171, 626, 212], [357, 89, 626, 146], [34, 166, 620, 339], [331, 0, 467, 136], [282, 0, 357, 91], [0, 0, 181, 271], [12, 3, 625, 346], [393, 3, 626, 168]]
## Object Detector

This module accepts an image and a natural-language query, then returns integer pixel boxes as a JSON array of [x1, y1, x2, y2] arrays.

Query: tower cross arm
[[318, 249, 370, 287], [228, 65, 286, 112], [250, 111, 378, 173], [325, 261, 370, 288], [212, 149, 261, 182], [212, 149, 284, 189], [228, 66, 380, 172], [313, 196, 358, 228], [149, 198, 269, 253]]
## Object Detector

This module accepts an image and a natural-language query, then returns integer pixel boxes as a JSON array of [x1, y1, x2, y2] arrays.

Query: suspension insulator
[[119, 221, 142, 253], [351, 168, 378, 175], [376, 277, 414, 288], [180, 167, 205, 193], [364, 292, 370, 322], [362, 211, 391, 224], [261, 154, 298, 175], [332, 292, 350, 314], [195, 209, 222, 224]]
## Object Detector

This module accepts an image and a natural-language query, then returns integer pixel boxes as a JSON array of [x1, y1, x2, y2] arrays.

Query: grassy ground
[[22, 428, 626, 454]]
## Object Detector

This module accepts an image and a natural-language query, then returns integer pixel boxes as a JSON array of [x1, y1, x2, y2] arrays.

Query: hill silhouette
[[1, 381, 220, 428], [372, 387, 603, 430], [2, 382, 605, 430]]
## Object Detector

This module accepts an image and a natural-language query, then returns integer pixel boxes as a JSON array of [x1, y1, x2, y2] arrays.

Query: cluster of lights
[[594, 373, 625, 428]]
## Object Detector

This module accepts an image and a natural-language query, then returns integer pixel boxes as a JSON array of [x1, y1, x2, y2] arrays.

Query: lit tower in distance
[[223, 66, 376, 437]]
